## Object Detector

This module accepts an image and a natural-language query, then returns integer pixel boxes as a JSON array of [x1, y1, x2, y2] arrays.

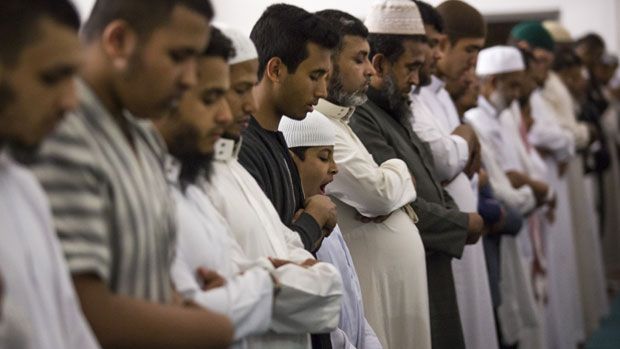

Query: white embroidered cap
[[365, 0, 425, 35], [279, 112, 336, 148], [476, 45, 525, 76], [217, 25, 258, 65]]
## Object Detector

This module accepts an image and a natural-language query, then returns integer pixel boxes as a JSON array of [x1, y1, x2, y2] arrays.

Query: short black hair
[[575, 33, 605, 52], [413, 1, 444, 33], [315, 9, 368, 52], [204, 26, 235, 61], [518, 47, 535, 70], [250, 4, 339, 79], [82, 0, 214, 42], [553, 48, 583, 72], [368, 34, 427, 63], [0, 0, 80, 67], [289, 146, 310, 161]]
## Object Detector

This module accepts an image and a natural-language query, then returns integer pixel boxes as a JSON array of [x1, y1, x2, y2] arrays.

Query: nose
[[433, 48, 443, 61], [409, 71, 420, 86], [365, 59, 376, 77], [59, 78, 79, 113], [217, 100, 233, 126], [243, 90, 257, 115], [329, 158, 339, 175], [179, 59, 198, 91], [315, 75, 328, 99]]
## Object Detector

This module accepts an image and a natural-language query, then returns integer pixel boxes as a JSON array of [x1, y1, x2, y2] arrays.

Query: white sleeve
[[326, 128, 416, 217], [529, 93, 576, 161], [171, 243, 274, 340], [331, 328, 358, 349], [268, 224, 343, 334], [411, 99, 469, 182]]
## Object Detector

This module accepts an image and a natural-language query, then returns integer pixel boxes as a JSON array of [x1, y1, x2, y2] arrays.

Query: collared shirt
[[465, 96, 521, 172], [205, 141, 343, 349], [32, 80, 176, 303], [0, 150, 100, 349], [413, 76, 469, 182], [165, 156, 274, 345]]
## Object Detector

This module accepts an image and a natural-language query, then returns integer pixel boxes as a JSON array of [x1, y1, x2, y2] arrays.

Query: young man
[[0, 1, 99, 348], [309, 3, 431, 348], [349, 1, 487, 348], [238, 4, 340, 253], [32, 1, 234, 348], [280, 17, 383, 347], [408, 3, 497, 348], [199, 26, 343, 349]]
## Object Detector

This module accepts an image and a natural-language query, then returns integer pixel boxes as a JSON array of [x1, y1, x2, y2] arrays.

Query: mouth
[[319, 178, 333, 194]]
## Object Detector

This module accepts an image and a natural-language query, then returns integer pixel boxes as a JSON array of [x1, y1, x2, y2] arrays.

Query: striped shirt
[[32, 80, 176, 303]]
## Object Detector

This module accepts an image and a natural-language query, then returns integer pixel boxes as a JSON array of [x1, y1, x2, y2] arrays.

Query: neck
[[253, 80, 281, 131]]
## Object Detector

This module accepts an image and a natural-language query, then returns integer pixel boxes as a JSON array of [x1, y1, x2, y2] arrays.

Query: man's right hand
[[304, 195, 337, 233], [196, 267, 226, 291], [466, 212, 484, 244]]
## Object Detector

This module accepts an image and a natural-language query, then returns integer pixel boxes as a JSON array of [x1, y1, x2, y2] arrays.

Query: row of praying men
[[1, 0, 618, 348]]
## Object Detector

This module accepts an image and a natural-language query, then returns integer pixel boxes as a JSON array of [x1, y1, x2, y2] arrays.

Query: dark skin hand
[[196, 267, 226, 291]]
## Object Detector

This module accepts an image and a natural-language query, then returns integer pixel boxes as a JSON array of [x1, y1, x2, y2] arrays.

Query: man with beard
[[348, 1, 484, 348], [0, 1, 99, 348], [196, 26, 343, 349], [408, 2, 497, 348], [31, 1, 235, 348], [302, 4, 430, 348], [237, 4, 340, 254]]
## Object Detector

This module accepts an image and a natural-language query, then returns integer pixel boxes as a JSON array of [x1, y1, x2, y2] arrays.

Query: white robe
[[0, 150, 100, 349], [413, 79, 498, 349], [466, 98, 543, 347], [542, 77, 609, 337], [316, 99, 431, 349], [204, 141, 343, 349], [602, 94, 620, 277]]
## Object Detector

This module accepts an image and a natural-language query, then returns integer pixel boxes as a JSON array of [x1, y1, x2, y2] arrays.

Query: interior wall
[[71, 0, 619, 53]]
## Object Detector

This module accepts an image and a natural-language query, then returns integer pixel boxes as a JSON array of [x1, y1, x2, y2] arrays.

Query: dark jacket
[[349, 89, 469, 349]]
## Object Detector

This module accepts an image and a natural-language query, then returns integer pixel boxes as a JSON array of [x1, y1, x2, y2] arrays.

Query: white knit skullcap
[[476, 45, 525, 76], [365, 0, 425, 36], [542, 21, 572, 43], [278, 112, 336, 148], [216, 25, 258, 65]]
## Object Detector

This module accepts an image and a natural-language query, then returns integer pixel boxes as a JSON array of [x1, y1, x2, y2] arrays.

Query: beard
[[169, 125, 215, 191], [488, 90, 508, 111], [382, 73, 413, 121], [327, 66, 369, 107]]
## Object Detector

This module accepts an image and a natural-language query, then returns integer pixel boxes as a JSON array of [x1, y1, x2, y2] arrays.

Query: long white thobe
[[313, 99, 430, 349], [602, 92, 620, 277], [466, 98, 543, 346], [204, 140, 343, 349], [413, 78, 498, 349], [541, 76, 609, 338], [0, 150, 100, 349]]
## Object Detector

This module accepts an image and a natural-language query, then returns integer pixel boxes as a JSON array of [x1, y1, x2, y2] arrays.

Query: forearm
[[75, 275, 233, 349], [291, 212, 323, 252]]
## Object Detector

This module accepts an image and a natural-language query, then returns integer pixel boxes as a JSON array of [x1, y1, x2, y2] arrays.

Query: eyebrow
[[311, 69, 329, 75]]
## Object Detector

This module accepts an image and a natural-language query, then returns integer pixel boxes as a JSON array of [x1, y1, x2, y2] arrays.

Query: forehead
[[198, 56, 230, 86], [296, 42, 332, 71], [341, 35, 370, 53], [147, 5, 210, 47], [399, 40, 426, 61], [230, 59, 258, 80], [454, 37, 485, 50], [14, 17, 81, 72]]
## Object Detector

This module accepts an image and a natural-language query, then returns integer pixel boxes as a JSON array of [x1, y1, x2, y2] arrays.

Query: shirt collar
[[315, 98, 356, 122], [477, 95, 500, 118], [214, 137, 243, 162], [428, 75, 445, 93]]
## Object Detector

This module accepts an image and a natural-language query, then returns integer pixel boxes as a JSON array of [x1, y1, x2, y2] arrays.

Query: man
[[200, 26, 343, 349], [238, 4, 339, 253], [409, 2, 497, 348], [306, 4, 431, 348], [349, 1, 485, 348], [0, 1, 98, 348], [32, 1, 234, 348]]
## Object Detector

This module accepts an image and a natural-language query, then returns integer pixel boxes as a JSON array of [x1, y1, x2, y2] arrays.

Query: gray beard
[[384, 73, 413, 121], [327, 68, 369, 108]]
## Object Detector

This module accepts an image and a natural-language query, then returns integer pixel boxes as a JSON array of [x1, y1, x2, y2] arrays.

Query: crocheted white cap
[[217, 25, 258, 65], [476, 45, 525, 76], [278, 112, 336, 148], [542, 20, 572, 43], [365, 0, 425, 35]]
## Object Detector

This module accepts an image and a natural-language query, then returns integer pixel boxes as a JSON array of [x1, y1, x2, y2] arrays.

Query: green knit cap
[[511, 21, 555, 52]]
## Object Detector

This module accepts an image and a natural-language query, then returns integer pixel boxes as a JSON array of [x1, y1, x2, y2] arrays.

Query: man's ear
[[101, 19, 138, 71], [371, 54, 387, 77], [265, 57, 285, 83], [516, 40, 531, 52]]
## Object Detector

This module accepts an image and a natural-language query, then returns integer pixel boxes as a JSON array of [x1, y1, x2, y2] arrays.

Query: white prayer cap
[[476, 45, 525, 76], [279, 112, 336, 148], [364, 0, 425, 36], [217, 25, 258, 65], [543, 21, 572, 43]]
